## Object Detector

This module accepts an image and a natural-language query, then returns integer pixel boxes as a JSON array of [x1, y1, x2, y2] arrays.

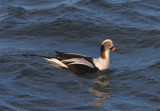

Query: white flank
[[93, 58, 109, 71], [62, 58, 94, 68], [45, 58, 68, 68]]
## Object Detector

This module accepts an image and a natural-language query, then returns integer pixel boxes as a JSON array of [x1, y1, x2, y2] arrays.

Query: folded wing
[[55, 51, 98, 73]]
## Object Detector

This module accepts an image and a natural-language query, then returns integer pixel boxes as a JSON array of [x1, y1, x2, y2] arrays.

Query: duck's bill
[[110, 46, 116, 51]]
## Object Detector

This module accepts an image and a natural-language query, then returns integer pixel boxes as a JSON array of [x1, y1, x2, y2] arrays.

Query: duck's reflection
[[89, 74, 111, 106]]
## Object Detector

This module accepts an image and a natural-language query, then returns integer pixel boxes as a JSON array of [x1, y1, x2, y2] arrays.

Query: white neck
[[93, 51, 110, 71]]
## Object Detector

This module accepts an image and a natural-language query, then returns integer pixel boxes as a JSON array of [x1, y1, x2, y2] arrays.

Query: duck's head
[[100, 39, 115, 59]]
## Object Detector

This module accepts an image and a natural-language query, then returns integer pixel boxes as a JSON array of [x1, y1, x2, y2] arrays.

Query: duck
[[44, 39, 115, 74]]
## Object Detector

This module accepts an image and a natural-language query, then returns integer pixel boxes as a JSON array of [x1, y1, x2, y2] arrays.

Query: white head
[[100, 39, 115, 59]]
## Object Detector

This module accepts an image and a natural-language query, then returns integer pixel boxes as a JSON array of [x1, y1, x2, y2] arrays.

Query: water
[[0, 0, 160, 110]]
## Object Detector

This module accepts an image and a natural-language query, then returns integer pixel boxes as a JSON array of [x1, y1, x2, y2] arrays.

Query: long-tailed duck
[[44, 39, 115, 74]]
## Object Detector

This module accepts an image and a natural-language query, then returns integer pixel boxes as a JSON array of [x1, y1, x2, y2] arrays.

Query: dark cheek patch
[[100, 45, 106, 59], [101, 45, 105, 52]]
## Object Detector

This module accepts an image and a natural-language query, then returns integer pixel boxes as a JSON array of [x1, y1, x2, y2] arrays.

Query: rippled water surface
[[0, 0, 160, 110]]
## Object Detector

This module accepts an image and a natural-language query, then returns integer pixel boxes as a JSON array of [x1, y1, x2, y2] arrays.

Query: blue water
[[0, 0, 160, 110]]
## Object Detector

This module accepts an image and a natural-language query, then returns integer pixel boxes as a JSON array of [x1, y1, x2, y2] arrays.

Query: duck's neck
[[100, 50, 110, 60], [94, 50, 110, 71]]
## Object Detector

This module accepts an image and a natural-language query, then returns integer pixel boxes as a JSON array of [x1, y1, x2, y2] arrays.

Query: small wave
[[148, 61, 160, 70]]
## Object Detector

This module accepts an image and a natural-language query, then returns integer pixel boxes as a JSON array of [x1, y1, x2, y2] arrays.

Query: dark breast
[[68, 64, 98, 74]]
